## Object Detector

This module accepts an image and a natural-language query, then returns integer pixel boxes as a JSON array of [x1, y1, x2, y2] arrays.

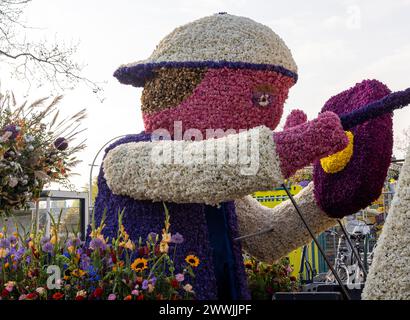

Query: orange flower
[[71, 269, 86, 278], [124, 295, 132, 301]]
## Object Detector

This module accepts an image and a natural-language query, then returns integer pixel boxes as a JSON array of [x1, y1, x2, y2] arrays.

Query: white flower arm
[[235, 182, 337, 263], [362, 146, 410, 300], [103, 126, 283, 205]]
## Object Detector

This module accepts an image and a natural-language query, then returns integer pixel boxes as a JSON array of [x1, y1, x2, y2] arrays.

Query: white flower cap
[[114, 13, 298, 87]]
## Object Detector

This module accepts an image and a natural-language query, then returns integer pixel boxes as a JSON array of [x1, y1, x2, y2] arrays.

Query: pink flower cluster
[[273, 111, 348, 178], [284, 109, 307, 130]]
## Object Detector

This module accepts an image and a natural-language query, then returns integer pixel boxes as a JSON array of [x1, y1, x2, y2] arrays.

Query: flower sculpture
[[94, 13, 408, 299], [362, 144, 410, 300], [313, 79, 393, 218]]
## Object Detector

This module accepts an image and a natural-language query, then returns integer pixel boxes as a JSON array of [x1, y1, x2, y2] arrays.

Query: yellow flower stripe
[[320, 131, 354, 174]]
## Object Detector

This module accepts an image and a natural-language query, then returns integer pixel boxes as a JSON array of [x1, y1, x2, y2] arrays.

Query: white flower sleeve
[[235, 182, 337, 263], [103, 126, 283, 205]]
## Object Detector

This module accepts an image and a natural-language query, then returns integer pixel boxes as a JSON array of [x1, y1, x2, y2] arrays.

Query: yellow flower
[[244, 260, 254, 269], [183, 284, 193, 293], [112, 261, 125, 272], [131, 258, 148, 273], [76, 290, 87, 298], [119, 225, 129, 241], [185, 255, 200, 268], [50, 235, 58, 245], [67, 245, 75, 254], [90, 225, 105, 239], [320, 131, 354, 174], [0, 232, 3, 239], [4, 262, 10, 269], [119, 239, 135, 251], [159, 241, 169, 253], [0, 248, 9, 258], [71, 269, 86, 278], [162, 232, 171, 243]]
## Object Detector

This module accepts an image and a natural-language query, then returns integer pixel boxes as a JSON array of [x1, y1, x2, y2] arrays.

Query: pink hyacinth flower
[[273, 111, 349, 178]]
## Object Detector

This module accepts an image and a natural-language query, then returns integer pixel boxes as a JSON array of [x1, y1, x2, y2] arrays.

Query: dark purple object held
[[340, 86, 410, 130], [313, 79, 393, 218]]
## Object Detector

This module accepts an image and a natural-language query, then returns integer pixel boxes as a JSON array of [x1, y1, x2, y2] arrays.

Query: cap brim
[[113, 60, 298, 87]]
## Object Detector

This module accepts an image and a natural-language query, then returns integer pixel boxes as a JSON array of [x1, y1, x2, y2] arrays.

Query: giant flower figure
[[94, 13, 410, 299]]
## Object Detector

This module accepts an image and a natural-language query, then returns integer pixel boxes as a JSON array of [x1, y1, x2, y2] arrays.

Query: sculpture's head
[[114, 13, 298, 137]]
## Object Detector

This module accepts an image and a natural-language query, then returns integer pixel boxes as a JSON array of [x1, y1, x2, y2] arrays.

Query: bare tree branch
[[0, 0, 103, 97]]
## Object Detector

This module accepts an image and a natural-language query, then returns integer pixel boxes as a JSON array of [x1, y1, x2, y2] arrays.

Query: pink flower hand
[[273, 111, 349, 178], [284, 109, 307, 130]]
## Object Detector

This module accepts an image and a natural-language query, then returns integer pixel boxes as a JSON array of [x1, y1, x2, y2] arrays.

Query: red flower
[[138, 246, 149, 256], [135, 277, 143, 286], [26, 292, 38, 300], [75, 295, 85, 301], [1, 289, 9, 298], [93, 287, 103, 298], [290, 276, 297, 282], [124, 295, 132, 301], [52, 292, 64, 300], [170, 279, 179, 289], [110, 249, 117, 264], [137, 294, 144, 300]]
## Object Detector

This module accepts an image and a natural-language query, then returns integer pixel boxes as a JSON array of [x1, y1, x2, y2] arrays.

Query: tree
[[0, 0, 101, 92]]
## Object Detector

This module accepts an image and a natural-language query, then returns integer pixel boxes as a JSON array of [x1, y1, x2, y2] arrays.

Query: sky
[[3, 0, 410, 190]]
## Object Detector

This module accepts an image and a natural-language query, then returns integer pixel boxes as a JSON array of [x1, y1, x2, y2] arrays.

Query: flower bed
[[0, 205, 198, 300], [244, 256, 298, 300]]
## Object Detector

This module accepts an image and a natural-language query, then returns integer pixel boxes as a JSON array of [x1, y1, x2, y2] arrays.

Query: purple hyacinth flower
[[42, 242, 54, 254], [170, 232, 184, 244], [147, 232, 158, 242], [40, 236, 50, 245], [8, 235, 18, 245], [67, 238, 81, 248], [0, 238, 11, 249], [150, 276, 157, 286], [89, 238, 106, 251], [54, 137, 68, 151], [142, 280, 149, 290], [80, 254, 91, 270]]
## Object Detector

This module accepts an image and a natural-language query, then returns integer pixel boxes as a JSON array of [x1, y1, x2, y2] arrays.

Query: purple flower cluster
[[313, 79, 393, 218], [42, 242, 54, 254], [2, 124, 20, 139], [340, 86, 410, 130], [114, 60, 298, 88]]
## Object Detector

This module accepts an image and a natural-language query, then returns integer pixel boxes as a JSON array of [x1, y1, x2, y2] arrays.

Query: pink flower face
[[143, 68, 295, 137]]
